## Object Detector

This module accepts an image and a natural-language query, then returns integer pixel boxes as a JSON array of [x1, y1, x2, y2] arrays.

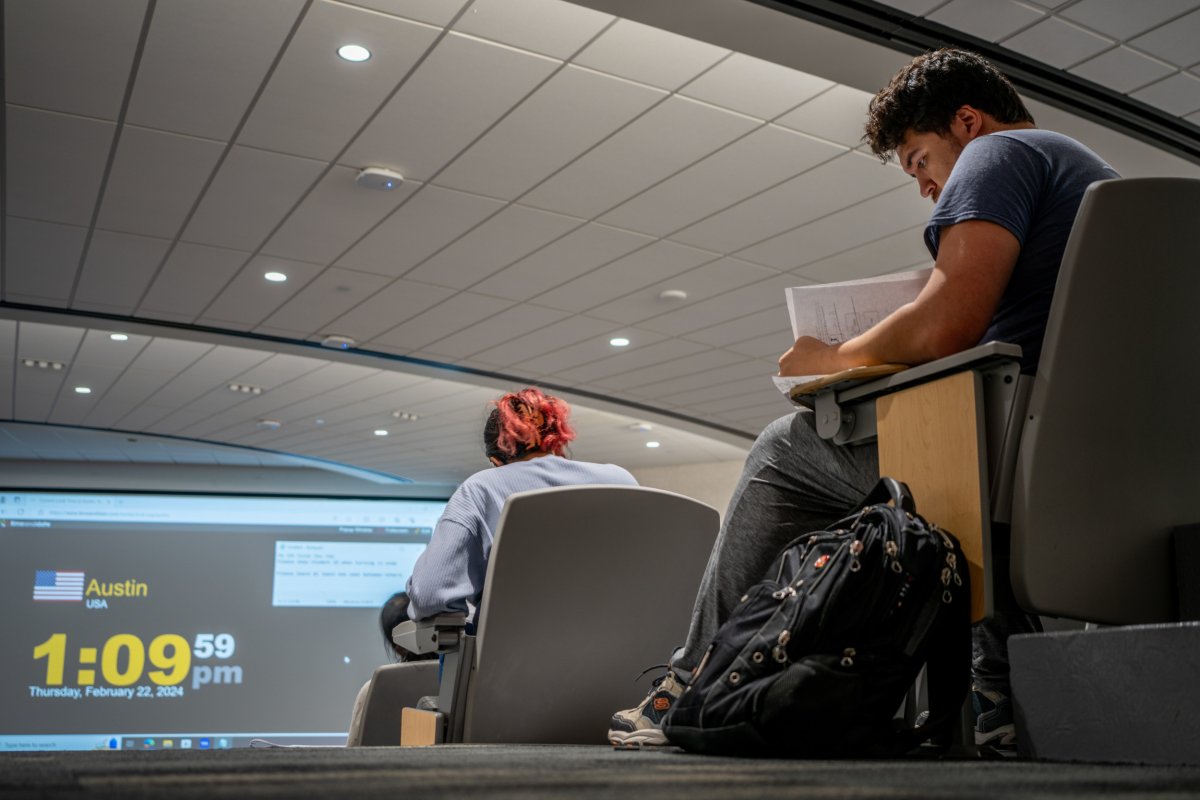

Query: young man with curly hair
[[609, 48, 1118, 752]]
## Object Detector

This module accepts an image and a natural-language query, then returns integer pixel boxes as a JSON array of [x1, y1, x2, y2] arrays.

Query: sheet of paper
[[774, 268, 931, 400], [784, 268, 931, 343]]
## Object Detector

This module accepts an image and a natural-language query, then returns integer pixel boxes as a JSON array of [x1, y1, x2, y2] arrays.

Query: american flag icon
[[33, 570, 85, 602]]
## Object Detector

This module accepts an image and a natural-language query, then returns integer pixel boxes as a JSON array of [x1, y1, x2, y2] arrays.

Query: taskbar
[[0, 732, 347, 751]]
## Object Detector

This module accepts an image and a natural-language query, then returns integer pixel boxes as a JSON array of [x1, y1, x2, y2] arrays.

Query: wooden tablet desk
[[791, 342, 1027, 623]]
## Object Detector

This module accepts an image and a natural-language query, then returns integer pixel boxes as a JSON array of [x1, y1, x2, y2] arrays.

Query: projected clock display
[[30, 633, 239, 699]]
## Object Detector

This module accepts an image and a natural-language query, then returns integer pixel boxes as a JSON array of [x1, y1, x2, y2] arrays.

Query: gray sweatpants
[[671, 409, 1039, 694]]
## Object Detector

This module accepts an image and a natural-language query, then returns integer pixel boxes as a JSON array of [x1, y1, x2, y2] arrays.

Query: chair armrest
[[808, 342, 1022, 445], [392, 614, 468, 655]]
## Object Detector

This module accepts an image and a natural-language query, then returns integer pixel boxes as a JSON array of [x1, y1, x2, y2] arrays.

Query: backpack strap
[[859, 477, 916, 514], [890, 564, 972, 752]]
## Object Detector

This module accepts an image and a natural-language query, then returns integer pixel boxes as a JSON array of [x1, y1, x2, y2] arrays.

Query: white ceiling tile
[[256, 267, 394, 335], [639, 273, 798, 337], [681, 307, 790, 348], [572, 18, 729, 91], [97, 126, 226, 239], [1004, 17, 1115, 69], [49, 363, 127, 425], [404, 204, 583, 289], [237, 0, 440, 161], [336, 185, 506, 276], [342, 33, 560, 183], [16, 322, 86, 363], [598, 349, 745, 392], [262, 166, 418, 264], [599, 125, 844, 236], [5, 107, 114, 226], [585, 257, 779, 325], [671, 151, 909, 254], [1129, 9, 1200, 67], [736, 184, 930, 270], [471, 223, 654, 301], [231, 355, 333, 393], [505, 328, 666, 377], [138, 242, 250, 319], [522, 96, 760, 219], [556, 338, 709, 384], [129, 338, 214, 373], [533, 240, 718, 313], [1070, 46, 1178, 92], [1061, 0, 1200, 41], [71, 329, 149, 370], [325, 279, 456, 343], [775, 84, 877, 147], [679, 54, 835, 121], [928, 0, 1045, 41], [182, 146, 326, 251], [73, 230, 171, 315], [1188, 109, 1200, 125], [452, 0, 614, 60], [468, 315, 616, 367], [1131, 71, 1200, 115], [796, 224, 933, 283], [371, 292, 513, 352], [197, 256, 327, 329], [3, 218, 86, 305], [637, 360, 770, 402], [126, 0, 305, 141], [3, 0, 146, 120], [719, 329, 796, 359], [339, 0, 470, 27], [436, 65, 667, 200], [420, 304, 570, 359]]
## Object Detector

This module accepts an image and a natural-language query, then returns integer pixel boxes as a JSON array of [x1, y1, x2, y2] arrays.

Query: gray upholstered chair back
[[347, 661, 439, 746], [1011, 177, 1200, 624], [460, 485, 719, 744]]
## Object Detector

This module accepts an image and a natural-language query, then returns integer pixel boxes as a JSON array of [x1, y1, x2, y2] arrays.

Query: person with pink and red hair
[[406, 388, 637, 625]]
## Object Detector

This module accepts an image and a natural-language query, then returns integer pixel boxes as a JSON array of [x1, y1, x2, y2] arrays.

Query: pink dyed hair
[[484, 388, 576, 463]]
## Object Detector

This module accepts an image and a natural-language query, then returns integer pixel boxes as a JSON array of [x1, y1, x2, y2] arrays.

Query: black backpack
[[662, 477, 971, 758]]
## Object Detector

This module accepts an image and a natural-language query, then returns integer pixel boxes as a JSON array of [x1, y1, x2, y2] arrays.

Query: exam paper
[[775, 268, 931, 395]]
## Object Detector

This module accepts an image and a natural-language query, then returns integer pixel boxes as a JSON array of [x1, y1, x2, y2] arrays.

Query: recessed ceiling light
[[264, 271, 287, 282], [646, 441, 661, 448], [109, 333, 129, 342], [658, 289, 688, 301], [609, 337, 630, 347], [74, 386, 92, 395], [228, 383, 264, 395], [374, 429, 389, 437], [628, 422, 653, 432], [337, 44, 371, 62], [391, 411, 420, 421], [256, 419, 282, 431]]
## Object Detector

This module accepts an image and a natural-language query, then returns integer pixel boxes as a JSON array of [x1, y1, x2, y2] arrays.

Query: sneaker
[[608, 669, 685, 748], [972, 687, 1017, 751]]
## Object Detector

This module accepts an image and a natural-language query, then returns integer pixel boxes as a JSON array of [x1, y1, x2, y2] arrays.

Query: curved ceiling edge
[[0, 303, 759, 448], [0, 419, 415, 486]]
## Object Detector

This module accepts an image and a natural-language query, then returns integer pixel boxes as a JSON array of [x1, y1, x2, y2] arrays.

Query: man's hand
[[778, 336, 841, 377]]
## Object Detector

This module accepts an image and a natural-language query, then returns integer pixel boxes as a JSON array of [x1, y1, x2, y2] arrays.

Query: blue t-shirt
[[924, 129, 1119, 373], [406, 455, 638, 623]]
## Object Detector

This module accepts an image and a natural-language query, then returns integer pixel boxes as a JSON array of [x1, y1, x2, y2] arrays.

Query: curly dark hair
[[864, 48, 1033, 161]]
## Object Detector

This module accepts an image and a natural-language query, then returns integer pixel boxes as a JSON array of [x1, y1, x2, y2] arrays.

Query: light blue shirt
[[406, 455, 638, 623]]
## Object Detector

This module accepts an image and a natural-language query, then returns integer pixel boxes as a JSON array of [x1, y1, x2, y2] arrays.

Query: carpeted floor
[[3, 745, 1200, 799]]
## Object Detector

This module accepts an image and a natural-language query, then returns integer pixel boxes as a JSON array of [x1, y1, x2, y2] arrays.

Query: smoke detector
[[320, 335, 356, 350], [355, 167, 403, 191]]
